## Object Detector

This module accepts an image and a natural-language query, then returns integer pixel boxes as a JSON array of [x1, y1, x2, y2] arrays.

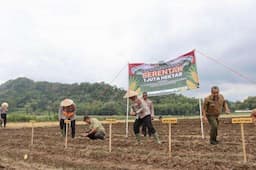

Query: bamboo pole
[[169, 123, 172, 156], [109, 123, 112, 152], [126, 98, 129, 138], [241, 123, 247, 163], [31, 121, 34, 146], [199, 98, 205, 139], [64, 120, 70, 149]]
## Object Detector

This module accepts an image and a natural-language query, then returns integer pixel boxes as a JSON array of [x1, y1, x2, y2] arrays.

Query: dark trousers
[[1, 114, 7, 127], [60, 119, 76, 138], [142, 121, 152, 137], [207, 115, 219, 142], [87, 131, 105, 140], [134, 115, 156, 135]]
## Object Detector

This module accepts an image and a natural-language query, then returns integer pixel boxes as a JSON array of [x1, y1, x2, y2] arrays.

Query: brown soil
[[0, 118, 256, 170]]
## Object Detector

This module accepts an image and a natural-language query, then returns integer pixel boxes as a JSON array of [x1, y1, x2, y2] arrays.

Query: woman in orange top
[[59, 99, 76, 138]]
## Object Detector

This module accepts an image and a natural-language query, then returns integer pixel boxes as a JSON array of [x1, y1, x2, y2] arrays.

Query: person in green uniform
[[83, 115, 105, 140], [203, 86, 230, 145]]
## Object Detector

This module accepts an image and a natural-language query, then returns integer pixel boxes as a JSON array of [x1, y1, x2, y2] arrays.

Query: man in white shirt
[[124, 90, 161, 144], [141, 92, 154, 137]]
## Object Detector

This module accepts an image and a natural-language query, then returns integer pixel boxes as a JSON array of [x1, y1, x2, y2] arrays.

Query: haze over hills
[[0, 77, 255, 115]]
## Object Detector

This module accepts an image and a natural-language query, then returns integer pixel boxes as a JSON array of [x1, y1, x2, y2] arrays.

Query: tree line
[[0, 77, 255, 116]]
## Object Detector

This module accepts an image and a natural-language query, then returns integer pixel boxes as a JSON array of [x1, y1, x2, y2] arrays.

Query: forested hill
[[0, 77, 126, 115], [0, 77, 255, 115]]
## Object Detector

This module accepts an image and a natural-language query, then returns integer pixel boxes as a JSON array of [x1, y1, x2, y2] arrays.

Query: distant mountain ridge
[[0, 77, 255, 115], [0, 77, 126, 115]]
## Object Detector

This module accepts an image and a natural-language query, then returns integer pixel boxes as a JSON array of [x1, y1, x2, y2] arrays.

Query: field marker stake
[[199, 98, 205, 139], [109, 123, 112, 152], [232, 117, 252, 163], [169, 123, 171, 154], [106, 119, 117, 152], [64, 120, 71, 149], [30, 120, 36, 146], [161, 118, 177, 156], [241, 123, 247, 163]]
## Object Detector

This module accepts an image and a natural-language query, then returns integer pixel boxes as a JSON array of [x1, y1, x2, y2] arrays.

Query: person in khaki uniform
[[83, 115, 105, 140], [203, 86, 230, 145]]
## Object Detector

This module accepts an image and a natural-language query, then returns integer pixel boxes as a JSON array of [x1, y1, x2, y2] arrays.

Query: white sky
[[0, 0, 255, 101]]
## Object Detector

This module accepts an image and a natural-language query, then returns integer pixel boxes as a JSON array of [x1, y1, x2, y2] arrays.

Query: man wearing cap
[[141, 92, 155, 137], [203, 86, 230, 145], [83, 115, 105, 140], [59, 99, 76, 138], [124, 90, 161, 144], [0, 102, 8, 128]]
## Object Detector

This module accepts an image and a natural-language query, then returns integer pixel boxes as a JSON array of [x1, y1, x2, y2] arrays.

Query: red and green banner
[[128, 50, 199, 96]]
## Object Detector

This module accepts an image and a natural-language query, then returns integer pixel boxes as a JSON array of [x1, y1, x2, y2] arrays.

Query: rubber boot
[[61, 128, 65, 137], [135, 133, 141, 144], [153, 132, 161, 144]]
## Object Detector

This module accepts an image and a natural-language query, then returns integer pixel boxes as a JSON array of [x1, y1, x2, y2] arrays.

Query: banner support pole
[[126, 62, 129, 138], [126, 98, 129, 137], [199, 98, 205, 139]]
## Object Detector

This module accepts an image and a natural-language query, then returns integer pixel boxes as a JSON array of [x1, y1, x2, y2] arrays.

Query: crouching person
[[59, 99, 76, 138], [83, 115, 105, 140]]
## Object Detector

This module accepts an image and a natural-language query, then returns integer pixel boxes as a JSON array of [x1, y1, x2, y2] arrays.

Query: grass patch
[[6, 112, 251, 122], [7, 112, 58, 122]]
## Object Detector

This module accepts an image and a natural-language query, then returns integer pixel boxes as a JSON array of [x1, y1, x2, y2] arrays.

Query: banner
[[129, 50, 199, 96]]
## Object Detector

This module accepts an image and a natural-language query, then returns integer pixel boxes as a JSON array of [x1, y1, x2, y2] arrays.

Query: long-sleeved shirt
[[143, 99, 154, 117], [58, 104, 76, 121], [130, 97, 150, 119], [88, 118, 105, 133], [0, 107, 8, 115], [203, 94, 226, 116]]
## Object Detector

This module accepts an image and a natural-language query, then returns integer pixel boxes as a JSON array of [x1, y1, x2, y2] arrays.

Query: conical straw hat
[[60, 99, 74, 107], [123, 90, 138, 98], [1, 102, 8, 108], [252, 109, 256, 113]]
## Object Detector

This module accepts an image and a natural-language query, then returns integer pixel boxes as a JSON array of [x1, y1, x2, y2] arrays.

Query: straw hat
[[123, 90, 138, 98], [60, 99, 74, 107], [1, 102, 8, 108]]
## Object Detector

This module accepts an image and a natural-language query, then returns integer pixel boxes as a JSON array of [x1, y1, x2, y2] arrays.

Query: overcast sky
[[0, 0, 255, 101]]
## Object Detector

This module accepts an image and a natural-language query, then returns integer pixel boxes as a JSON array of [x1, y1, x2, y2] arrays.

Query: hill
[[0, 77, 255, 116], [0, 77, 125, 115]]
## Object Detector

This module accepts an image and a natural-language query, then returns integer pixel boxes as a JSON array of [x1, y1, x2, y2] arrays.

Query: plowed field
[[0, 118, 256, 170]]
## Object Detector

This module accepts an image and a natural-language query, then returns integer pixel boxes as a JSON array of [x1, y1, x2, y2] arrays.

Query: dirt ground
[[0, 118, 256, 170]]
